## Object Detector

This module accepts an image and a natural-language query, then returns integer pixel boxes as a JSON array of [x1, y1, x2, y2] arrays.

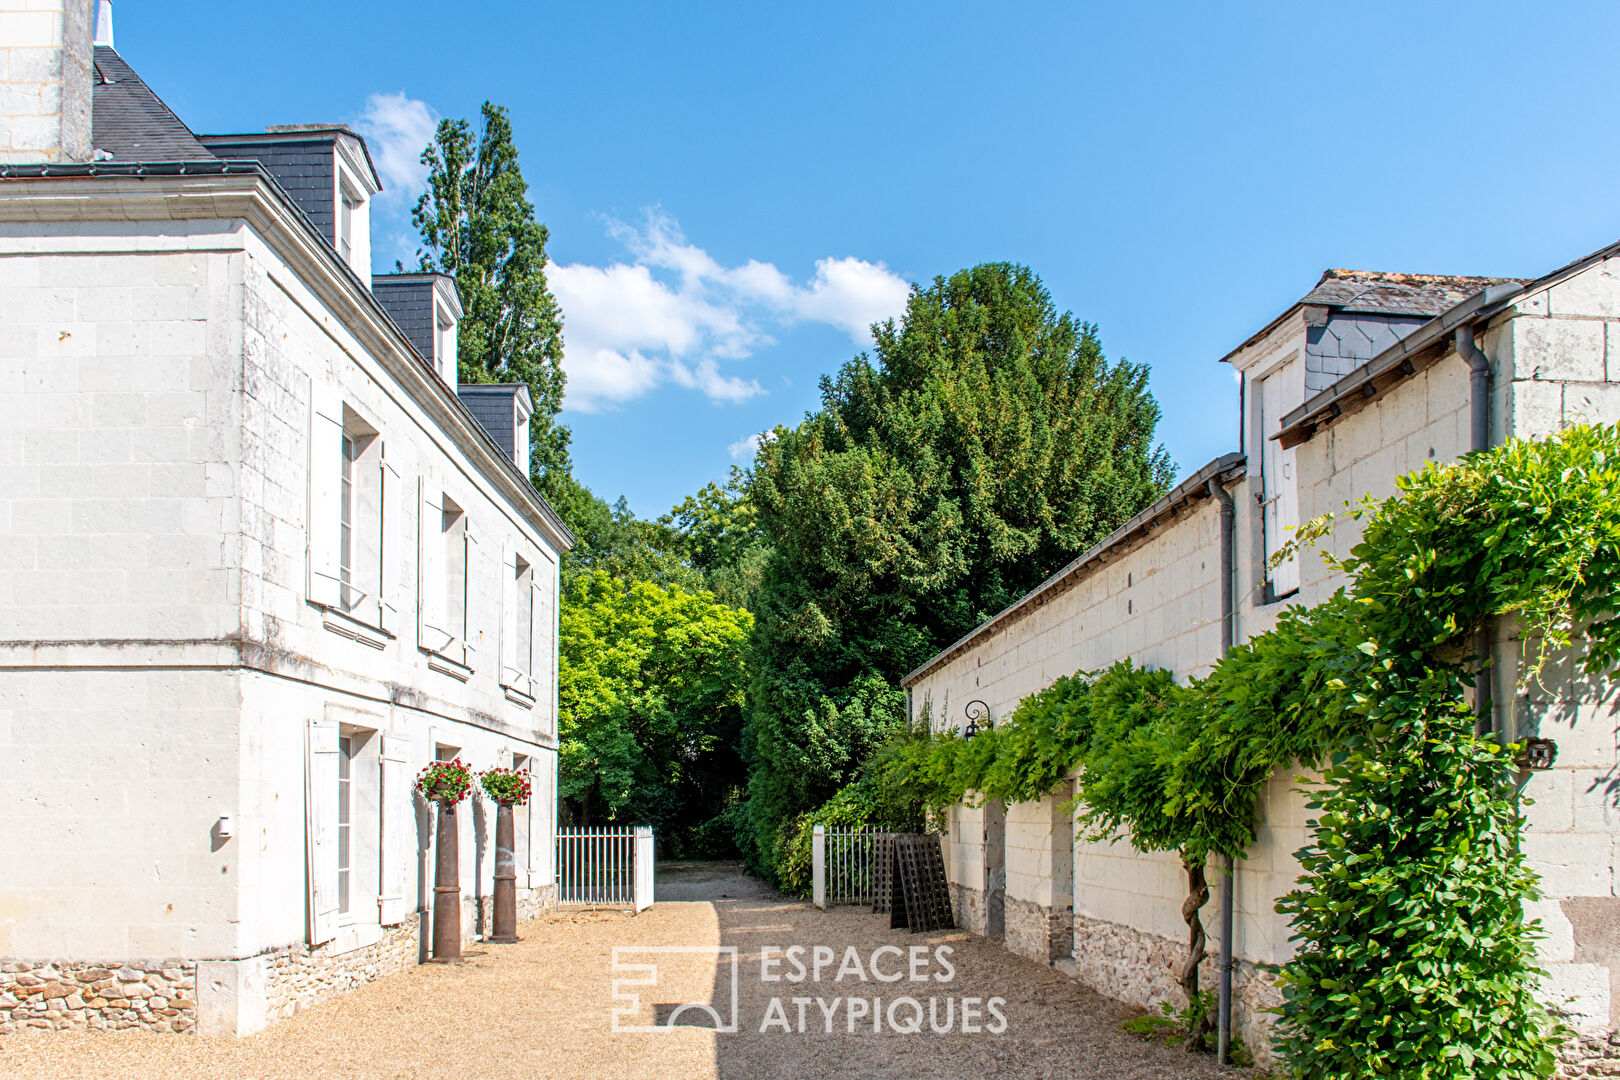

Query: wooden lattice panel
[[887, 833, 955, 933], [871, 833, 895, 915]]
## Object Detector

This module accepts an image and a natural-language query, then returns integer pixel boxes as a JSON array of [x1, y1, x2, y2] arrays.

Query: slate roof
[[1219, 268, 1523, 366], [90, 47, 216, 161], [1301, 269, 1521, 317]]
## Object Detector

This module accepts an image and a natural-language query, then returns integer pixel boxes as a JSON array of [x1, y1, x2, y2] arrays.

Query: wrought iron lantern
[[964, 700, 991, 739], [1515, 736, 1558, 771]]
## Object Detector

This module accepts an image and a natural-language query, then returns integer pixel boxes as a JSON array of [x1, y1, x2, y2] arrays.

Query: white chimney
[[0, 0, 94, 164], [94, 0, 111, 48]]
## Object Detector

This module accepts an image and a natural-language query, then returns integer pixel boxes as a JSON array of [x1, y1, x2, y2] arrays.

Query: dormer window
[[195, 126, 381, 279], [338, 186, 360, 265], [435, 304, 458, 382]]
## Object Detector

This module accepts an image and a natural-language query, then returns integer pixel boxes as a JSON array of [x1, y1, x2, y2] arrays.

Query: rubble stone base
[[1004, 895, 1073, 964], [950, 882, 988, 936], [263, 921, 419, 1024], [0, 960, 196, 1034], [1560, 1031, 1620, 1076]]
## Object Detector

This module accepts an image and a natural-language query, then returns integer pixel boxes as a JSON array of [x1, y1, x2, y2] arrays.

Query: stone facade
[[909, 253, 1620, 1069], [0, 36, 568, 1035], [0, 959, 195, 1034]]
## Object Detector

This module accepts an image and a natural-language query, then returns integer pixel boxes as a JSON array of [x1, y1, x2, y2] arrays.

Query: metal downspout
[[1207, 477, 1237, 1066], [1455, 325, 1496, 737]]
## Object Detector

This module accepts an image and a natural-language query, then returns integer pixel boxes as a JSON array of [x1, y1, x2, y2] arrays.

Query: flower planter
[[416, 758, 473, 963], [480, 767, 531, 945]]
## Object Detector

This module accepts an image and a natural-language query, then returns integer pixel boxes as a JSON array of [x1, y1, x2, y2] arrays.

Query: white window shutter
[[500, 544, 518, 688], [307, 389, 344, 607], [418, 480, 450, 652], [377, 731, 412, 925], [305, 718, 341, 945], [529, 574, 543, 698], [463, 523, 480, 662], [379, 454, 401, 633]]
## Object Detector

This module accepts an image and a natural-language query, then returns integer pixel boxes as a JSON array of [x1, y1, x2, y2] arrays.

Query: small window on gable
[[1257, 358, 1302, 601]]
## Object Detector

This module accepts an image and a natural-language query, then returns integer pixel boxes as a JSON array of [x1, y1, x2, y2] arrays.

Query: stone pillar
[[0, 0, 94, 164], [984, 798, 1006, 940], [1050, 783, 1076, 963], [490, 801, 519, 943], [430, 800, 461, 961]]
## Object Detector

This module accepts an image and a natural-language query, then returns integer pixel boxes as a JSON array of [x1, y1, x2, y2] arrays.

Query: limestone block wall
[[912, 494, 1227, 732], [0, 667, 243, 959], [0, 239, 244, 646], [1293, 349, 1472, 611], [0, 0, 92, 164]]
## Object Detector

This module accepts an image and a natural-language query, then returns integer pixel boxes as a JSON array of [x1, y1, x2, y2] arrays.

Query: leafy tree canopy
[[742, 261, 1173, 876], [413, 101, 570, 498], [558, 570, 753, 838]]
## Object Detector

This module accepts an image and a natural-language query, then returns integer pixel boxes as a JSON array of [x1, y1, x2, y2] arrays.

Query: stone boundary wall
[[0, 960, 195, 1033]]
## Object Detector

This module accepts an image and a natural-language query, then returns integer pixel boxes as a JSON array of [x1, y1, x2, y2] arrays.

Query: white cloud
[[728, 432, 765, 459], [354, 92, 440, 269], [551, 210, 909, 412], [357, 92, 439, 203]]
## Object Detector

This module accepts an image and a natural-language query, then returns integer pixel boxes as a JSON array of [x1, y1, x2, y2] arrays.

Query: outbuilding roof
[[1218, 268, 1519, 366], [1275, 236, 1620, 448]]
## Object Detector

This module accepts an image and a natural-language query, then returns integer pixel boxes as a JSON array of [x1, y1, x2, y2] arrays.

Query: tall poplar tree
[[743, 262, 1174, 876], [413, 102, 571, 498]]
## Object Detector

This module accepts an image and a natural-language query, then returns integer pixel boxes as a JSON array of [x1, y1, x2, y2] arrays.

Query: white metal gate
[[812, 825, 885, 909], [556, 826, 654, 910]]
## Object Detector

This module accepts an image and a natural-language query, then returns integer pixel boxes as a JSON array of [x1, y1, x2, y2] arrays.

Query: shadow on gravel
[[655, 861, 1238, 1080]]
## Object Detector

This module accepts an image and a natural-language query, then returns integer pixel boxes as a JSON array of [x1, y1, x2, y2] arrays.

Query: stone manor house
[[0, 2, 569, 1035], [906, 249, 1620, 1068]]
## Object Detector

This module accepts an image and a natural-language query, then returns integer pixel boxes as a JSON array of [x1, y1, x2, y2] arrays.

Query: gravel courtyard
[[3, 863, 1238, 1080]]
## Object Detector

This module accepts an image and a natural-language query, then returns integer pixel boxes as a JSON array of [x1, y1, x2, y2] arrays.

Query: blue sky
[[124, 1, 1620, 516]]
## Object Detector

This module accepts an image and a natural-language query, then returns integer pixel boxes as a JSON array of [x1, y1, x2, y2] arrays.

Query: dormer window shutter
[[307, 387, 344, 608]]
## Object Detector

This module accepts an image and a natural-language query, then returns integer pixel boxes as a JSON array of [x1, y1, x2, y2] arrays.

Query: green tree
[[413, 102, 570, 497], [558, 570, 753, 843], [743, 262, 1173, 876], [661, 467, 769, 610]]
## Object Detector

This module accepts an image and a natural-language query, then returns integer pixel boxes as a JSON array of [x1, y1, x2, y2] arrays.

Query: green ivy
[[863, 424, 1620, 1076]]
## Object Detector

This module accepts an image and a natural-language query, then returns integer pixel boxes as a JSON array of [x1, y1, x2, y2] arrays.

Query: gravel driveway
[[3, 862, 1238, 1080]]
